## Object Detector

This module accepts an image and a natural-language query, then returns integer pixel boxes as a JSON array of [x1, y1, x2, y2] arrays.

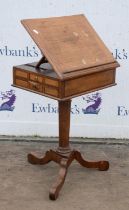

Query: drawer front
[[14, 68, 60, 98], [29, 81, 42, 92], [15, 79, 29, 88], [44, 86, 59, 97], [65, 69, 115, 97], [45, 78, 59, 87], [15, 79, 43, 92], [15, 70, 28, 79], [30, 73, 42, 83]]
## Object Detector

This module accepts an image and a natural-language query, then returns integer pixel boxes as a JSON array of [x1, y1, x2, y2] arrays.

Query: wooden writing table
[[13, 14, 120, 200]]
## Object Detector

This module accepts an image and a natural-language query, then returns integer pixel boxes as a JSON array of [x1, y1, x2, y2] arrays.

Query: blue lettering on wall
[[112, 49, 128, 60], [0, 46, 128, 60], [0, 46, 40, 57], [32, 103, 58, 113], [118, 106, 129, 116], [32, 103, 80, 114]]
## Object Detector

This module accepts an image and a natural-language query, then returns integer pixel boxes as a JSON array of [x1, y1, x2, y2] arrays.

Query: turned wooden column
[[57, 100, 71, 154]]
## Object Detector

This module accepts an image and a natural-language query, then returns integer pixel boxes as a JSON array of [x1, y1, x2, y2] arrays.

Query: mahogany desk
[[12, 14, 120, 200]]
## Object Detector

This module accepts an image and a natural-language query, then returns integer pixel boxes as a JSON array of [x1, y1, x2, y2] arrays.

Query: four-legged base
[[28, 149, 109, 200]]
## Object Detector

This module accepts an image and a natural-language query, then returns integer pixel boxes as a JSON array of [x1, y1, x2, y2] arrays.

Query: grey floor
[[0, 139, 129, 210]]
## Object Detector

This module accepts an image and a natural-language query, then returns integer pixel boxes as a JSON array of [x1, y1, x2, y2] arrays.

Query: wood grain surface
[[21, 14, 116, 79]]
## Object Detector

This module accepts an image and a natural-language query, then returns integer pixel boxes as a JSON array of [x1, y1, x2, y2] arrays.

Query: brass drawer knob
[[35, 76, 38, 81], [33, 84, 38, 89], [29, 81, 39, 90]]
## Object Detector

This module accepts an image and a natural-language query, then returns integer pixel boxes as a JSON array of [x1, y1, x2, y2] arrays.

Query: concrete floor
[[0, 140, 129, 210]]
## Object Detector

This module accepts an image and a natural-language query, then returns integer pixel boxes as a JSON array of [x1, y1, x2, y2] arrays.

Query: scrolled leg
[[98, 161, 109, 171], [28, 151, 51, 165], [75, 151, 109, 171], [49, 158, 68, 200]]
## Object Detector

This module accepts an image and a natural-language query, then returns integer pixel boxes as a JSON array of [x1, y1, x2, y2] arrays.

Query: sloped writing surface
[[21, 14, 115, 79]]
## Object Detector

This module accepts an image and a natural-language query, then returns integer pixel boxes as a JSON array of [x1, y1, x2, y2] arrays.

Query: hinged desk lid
[[21, 14, 117, 80]]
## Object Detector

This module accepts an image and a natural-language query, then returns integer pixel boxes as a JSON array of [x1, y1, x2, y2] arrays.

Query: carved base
[[28, 149, 109, 200]]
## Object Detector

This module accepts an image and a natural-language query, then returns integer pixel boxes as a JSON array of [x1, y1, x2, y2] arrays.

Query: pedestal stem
[[58, 100, 71, 153]]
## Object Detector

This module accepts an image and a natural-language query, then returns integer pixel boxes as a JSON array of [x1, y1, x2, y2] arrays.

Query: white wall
[[0, 0, 128, 138]]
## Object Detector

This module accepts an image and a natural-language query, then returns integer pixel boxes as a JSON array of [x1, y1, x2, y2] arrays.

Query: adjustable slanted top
[[21, 14, 119, 80]]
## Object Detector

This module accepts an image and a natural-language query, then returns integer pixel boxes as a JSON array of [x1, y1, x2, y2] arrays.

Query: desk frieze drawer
[[28, 81, 43, 92], [15, 79, 42, 92], [13, 64, 117, 100], [15, 79, 29, 88], [64, 69, 116, 97], [44, 86, 59, 97], [29, 73, 42, 83], [13, 67, 60, 98], [45, 78, 59, 87], [15, 69, 28, 79]]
